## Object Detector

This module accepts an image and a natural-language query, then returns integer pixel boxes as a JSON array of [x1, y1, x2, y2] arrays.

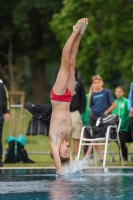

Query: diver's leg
[[53, 19, 84, 94], [67, 18, 88, 93]]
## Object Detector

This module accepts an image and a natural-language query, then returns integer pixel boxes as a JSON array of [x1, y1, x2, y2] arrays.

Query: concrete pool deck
[[0, 166, 133, 169]]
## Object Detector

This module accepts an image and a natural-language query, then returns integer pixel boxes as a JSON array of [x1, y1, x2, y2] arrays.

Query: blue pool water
[[0, 168, 133, 200]]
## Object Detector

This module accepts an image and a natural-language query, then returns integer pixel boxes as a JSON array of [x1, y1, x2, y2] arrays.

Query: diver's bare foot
[[80, 18, 88, 34], [73, 19, 84, 33]]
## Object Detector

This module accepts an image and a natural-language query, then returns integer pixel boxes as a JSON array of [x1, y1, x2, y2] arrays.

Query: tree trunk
[[8, 35, 15, 91], [31, 62, 46, 103]]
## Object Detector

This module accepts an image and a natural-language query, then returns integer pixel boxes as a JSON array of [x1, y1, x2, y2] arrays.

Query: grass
[[2, 108, 133, 167]]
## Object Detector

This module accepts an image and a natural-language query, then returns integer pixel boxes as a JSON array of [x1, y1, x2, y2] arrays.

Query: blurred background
[[0, 0, 133, 104]]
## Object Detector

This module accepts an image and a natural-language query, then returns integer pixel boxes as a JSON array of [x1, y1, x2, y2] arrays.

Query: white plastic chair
[[77, 117, 124, 166]]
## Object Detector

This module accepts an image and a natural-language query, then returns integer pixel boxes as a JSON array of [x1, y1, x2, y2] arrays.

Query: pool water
[[0, 168, 133, 200]]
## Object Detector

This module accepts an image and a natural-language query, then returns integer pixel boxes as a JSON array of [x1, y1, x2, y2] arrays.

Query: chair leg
[[77, 138, 82, 161], [117, 133, 124, 166], [92, 145, 97, 166], [119, 148, 124, 166], [77, 127, 85, 160], [103, 130, 109, 167]]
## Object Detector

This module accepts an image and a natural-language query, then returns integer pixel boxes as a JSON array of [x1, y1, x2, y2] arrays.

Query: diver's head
[[59, 141, 70, 162], [50, 141, 70, 163]]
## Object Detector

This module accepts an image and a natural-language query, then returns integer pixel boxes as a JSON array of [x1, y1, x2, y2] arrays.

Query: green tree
[[50, 0, 133, 95], [0, 0, 62, 103]]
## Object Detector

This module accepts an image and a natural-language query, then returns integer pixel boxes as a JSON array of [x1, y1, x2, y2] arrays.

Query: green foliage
[[1, 0, 133, 98], [11, 0, 63, 63], [50, 0, 133, 95], [0, 0, 63, 101]]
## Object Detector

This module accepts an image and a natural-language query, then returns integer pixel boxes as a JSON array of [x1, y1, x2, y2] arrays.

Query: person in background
[[111, 86, 132, 162], [49, 18, 88, 173], [81, 84, 94, 127], [128, 78, 133, 138], [0, 80, 10, 167], [84, 75, 116, 162], [70, 68, 86, 157], [82, 84, 94, 156]]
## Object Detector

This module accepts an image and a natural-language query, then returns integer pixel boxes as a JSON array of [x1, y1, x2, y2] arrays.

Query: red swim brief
[[50, 88, 72, 102]]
